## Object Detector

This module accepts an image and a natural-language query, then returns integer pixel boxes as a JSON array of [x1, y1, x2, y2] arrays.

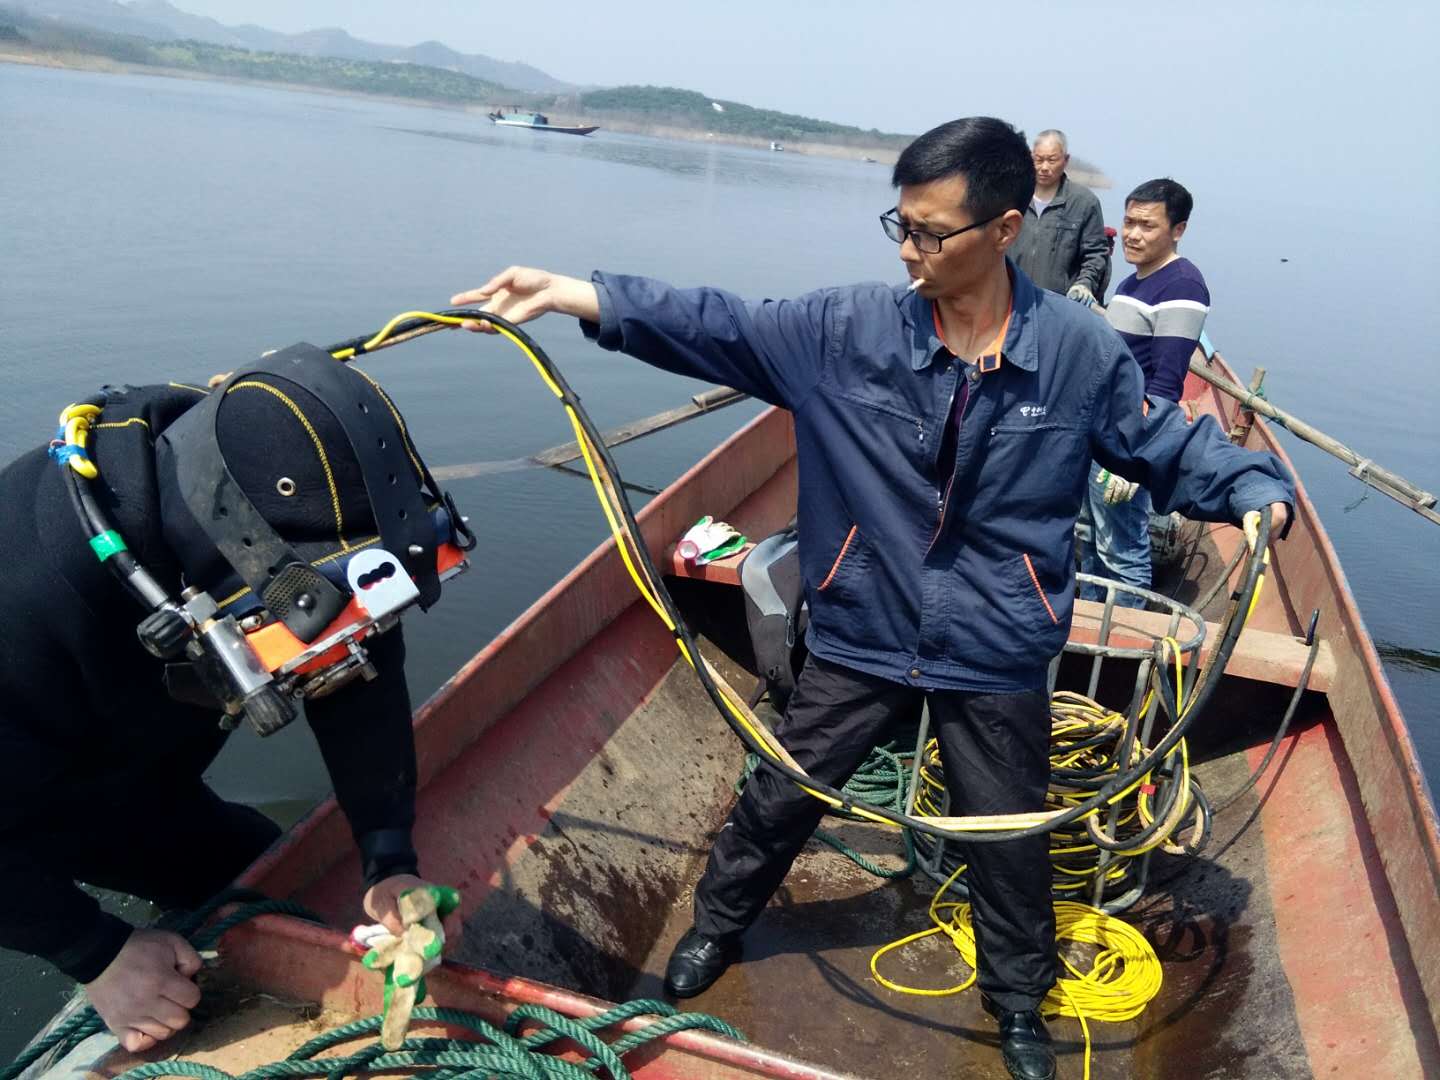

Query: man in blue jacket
[[452, 117, 1293, 1080]]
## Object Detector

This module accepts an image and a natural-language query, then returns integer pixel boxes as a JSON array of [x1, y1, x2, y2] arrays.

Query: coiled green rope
[[111, 1001, 743, 1080], [736, 734, 918, 880], [4, 896, 743, 1080]]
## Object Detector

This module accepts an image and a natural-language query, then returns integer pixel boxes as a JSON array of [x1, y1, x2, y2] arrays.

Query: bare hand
[[363, 874, 462, 946], [1268, 501, 1290, 534], [450, 267, 599, 332], [1243, 502, 1292, 549], [84, 929, 202, 1053]]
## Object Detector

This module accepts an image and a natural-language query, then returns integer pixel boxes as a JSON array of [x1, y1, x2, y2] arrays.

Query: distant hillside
[[580, 86, 911, 148], [0, 8, 524, 102], [12, 0, 575, 91], [0, 4, 1106, 176]]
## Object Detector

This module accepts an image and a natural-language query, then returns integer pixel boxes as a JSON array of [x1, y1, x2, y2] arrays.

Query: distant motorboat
[[769, 141, 784, 152], [487, 110, 598, 137]]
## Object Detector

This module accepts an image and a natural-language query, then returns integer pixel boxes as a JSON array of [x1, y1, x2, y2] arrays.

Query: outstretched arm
[[452, 268, 832, 411]]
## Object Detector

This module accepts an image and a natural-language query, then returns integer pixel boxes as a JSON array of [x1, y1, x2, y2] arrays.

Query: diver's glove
[[352, 884, 461, 1049], [1066, 283, 1098, 308]]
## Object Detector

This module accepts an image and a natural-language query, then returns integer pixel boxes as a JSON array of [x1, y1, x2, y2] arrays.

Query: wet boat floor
[[623, 754, 1308, 1080], [455, 661, 1314, 1080]]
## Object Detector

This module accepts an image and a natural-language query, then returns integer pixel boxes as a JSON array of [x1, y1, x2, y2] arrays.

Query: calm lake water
[[2, 63, 1436, 1056]]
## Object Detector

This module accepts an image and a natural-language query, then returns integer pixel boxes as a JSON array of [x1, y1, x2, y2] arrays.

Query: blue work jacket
[[584, 264, 1294, 692]]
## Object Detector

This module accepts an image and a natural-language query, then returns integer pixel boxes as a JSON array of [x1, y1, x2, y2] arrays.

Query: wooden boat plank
[[1068, 601, 1336, 692]]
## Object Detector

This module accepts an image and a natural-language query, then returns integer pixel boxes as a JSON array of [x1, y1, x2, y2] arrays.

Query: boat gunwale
[[1198, 353, 1440, 1028]]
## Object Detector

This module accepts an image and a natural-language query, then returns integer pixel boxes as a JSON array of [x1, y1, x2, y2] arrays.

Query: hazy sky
[[140, 1, 1440, 227]]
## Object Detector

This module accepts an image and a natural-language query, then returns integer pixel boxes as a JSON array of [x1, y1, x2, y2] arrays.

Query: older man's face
[[1032, 139, 1068, 188]]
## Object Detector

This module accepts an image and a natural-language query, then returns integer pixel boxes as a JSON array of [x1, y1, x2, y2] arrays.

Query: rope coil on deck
[[108, 1001, 743, 1080], [3, 896, 744, 1080]]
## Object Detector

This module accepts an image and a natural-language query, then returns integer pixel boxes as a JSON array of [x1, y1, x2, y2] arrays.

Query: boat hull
[[491, 118, 598, 136], [36, 362, 1440, 1077]]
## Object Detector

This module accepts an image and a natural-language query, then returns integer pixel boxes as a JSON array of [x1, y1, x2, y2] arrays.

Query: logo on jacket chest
[[1018, 404, 1048, 418]]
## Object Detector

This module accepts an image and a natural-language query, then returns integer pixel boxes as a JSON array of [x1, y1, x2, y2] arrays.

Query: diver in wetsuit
[[0, 357, 463, 1052]]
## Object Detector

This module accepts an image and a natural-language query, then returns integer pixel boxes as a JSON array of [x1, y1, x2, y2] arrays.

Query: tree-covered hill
[[580, 85, 910, 147]]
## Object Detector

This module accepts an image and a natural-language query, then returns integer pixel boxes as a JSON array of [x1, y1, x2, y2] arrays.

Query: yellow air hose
[[326, 311, 1271, 1080]]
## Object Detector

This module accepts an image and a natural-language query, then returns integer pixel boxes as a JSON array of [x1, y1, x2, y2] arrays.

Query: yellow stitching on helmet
[[168, 381, 210, 394], [349, 365, 424, 479], [94, 418, 152, 431], [216, 584, 252, 609], [311, 534, 381, 565], [227, 381, 348, 553]]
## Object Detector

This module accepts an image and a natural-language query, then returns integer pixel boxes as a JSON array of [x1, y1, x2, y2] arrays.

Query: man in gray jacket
[[1008, 129, 1109, 304]]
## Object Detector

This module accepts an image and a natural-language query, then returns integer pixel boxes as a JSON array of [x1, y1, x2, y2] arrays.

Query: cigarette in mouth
[[907, 278, 926, 291]]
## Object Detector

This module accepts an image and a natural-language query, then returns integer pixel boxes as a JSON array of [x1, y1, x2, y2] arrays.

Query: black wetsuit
[[0, 386, 418, 983]]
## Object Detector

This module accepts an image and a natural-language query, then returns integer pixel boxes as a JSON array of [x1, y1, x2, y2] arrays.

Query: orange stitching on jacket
[[1023, 553, 1059, 625], [818, 525, 858, 591]]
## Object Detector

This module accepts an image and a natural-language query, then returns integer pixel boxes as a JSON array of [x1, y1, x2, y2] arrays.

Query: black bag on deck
[[739, 524, 809, 711]]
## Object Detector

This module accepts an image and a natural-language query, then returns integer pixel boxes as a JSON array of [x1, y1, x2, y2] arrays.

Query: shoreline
[[0, 48, 1108, 183]]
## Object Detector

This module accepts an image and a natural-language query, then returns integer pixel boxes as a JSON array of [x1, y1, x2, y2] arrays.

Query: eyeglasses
[[879, 209, 1000, 254]]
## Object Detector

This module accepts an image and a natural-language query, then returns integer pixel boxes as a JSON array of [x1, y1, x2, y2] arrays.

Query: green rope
[[0, 1009, 107, 1080], [107, 1002, 743, 1080], [736, 734, 918, 880], [5, 899, 745, 1080], [0, 892, 316, 1080]]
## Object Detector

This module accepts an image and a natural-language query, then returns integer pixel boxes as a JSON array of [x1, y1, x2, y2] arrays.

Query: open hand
[[84, 929, 202, 1053], [450, 267, 599, 332]]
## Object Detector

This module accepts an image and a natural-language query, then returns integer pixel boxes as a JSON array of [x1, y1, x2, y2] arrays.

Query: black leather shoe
[[663, 926, 739, 998], [982, 995, 1055, 1080]]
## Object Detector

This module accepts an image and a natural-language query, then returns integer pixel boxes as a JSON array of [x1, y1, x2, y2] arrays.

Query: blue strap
[[47, 442, 89, 467]]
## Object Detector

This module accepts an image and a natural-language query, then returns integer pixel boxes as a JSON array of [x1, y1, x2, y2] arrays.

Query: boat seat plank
[[1069, 600, 1335, 692], [664, 561, 1332, 692]]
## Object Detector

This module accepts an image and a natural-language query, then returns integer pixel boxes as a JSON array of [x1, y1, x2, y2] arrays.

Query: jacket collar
[[1032, 173, 1070, 212], [907, 260, 1040, 373]]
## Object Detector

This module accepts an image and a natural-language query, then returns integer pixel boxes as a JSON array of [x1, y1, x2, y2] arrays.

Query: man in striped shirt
[[1080, 178, 1209, 605]]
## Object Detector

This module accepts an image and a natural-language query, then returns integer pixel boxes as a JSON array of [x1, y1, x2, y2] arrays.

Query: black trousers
[[694, 653, 1056, 1011]]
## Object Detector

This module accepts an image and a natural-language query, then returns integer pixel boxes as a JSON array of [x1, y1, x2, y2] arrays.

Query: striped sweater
[[1105, 257, 1210, 402]]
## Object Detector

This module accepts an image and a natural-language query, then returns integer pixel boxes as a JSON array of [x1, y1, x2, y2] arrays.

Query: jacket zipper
[[926, 372, 973, 556]]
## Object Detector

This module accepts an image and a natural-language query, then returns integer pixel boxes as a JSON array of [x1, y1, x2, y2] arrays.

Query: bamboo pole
[[432, 386, 749, 482], [1191, 352, 1439, 526]]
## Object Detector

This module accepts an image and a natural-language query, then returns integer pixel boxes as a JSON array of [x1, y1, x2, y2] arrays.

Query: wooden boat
[[487, 110, 599, 137], [22, 354, 1440, 1078]]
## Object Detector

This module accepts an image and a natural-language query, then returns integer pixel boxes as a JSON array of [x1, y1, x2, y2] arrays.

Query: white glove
[[1066, 284, 1097, 307], [1096, 468, 1140, 505]]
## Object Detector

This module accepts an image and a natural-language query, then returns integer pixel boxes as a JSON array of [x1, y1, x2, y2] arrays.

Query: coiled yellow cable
[[871, 861, 1162, 1080]]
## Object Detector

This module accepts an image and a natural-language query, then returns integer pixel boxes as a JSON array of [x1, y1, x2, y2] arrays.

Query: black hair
[[891, 117, 1035, 219], [1126, 178, 1194, 226]]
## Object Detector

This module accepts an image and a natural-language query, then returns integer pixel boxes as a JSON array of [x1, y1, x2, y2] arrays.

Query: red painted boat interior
[[89, 389, 1439, 1077]]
